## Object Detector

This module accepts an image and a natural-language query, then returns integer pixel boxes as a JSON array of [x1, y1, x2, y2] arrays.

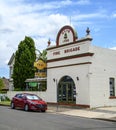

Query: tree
[[12, 36, 36, 90]]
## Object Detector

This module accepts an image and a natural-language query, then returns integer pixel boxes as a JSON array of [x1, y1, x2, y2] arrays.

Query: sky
[[0, 0, 116, 78]]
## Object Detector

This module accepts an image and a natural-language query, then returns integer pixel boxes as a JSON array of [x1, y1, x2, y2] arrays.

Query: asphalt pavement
[[0, 103, 116, 122], [1, 106, 116, 130]]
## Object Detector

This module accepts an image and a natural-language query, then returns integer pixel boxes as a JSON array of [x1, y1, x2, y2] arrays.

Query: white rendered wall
[[47, 38, 92, 106], [47, 64, 90, 106], [89, 46, 116, 108]]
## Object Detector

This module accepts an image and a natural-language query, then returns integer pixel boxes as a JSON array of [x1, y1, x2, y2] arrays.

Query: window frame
[[109, 77, 115, 98]]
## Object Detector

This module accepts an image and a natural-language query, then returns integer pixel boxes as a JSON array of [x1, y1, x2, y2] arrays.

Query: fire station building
[[8, 25, 116, 108], [46, 25, 116, 108]]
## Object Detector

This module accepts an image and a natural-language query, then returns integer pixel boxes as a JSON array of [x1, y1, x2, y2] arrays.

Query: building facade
[[46, 25, 116, 108], [8, 53, 15, 91], [8, 25, 116, 108]]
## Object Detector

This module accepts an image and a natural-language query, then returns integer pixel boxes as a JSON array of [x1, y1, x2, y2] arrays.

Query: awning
[[25, 77, 47, 83]]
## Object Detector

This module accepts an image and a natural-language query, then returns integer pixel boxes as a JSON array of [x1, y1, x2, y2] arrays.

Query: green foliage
[[0, 78, 4, 91], [0, 95, 10, 101], [36, 49, 47, 62], [12, 36, 36, 90], [0, 101, 11, 106]]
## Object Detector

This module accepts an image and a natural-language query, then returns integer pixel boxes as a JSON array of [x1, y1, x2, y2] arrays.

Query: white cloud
[[0, 0, 116, 78], [110, 47, 116, 50], [72, 12, 108, 21], [76, 0, 91, 5], [112, 13, 116, 18], [0, 0, 70, 70]]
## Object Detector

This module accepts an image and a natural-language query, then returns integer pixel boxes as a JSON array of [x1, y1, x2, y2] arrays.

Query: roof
[[25, 78, 47, 82], [8, 53, 15, 65], [1, 77, 9, 90]]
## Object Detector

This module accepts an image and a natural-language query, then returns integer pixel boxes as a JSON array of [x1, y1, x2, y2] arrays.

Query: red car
[[11, 93, 47, 112]]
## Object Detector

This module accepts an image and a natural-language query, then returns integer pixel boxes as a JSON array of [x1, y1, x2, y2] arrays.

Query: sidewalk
[[47, 105, 116, 122]]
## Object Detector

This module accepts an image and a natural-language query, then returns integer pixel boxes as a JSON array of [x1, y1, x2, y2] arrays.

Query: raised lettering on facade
[[53, 46, 80, 56]]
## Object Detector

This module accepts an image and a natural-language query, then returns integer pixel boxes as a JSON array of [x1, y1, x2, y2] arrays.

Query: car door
[[16, 94, 25, 108]]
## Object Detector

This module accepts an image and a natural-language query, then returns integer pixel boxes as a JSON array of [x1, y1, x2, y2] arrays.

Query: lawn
[[0, 101, 10, 106]]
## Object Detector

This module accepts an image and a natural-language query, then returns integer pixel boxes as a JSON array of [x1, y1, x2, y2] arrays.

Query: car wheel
[[11, 102, 15, 109], [41, 110, 46, 112], [24, 104, 29, 111]]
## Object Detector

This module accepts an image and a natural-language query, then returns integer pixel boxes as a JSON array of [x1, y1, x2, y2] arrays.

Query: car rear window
[[15, 94, 23, 98]]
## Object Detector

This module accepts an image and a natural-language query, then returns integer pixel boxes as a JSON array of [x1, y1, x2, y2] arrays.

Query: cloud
[[112, 13, 116, 18], [0, 1, 70, 66], [0, 28, 14, 33], [110, 47, 116, 50], [76, 0, 91, 5], [72, 12, 108, 21], [0, 0, 116, 78]]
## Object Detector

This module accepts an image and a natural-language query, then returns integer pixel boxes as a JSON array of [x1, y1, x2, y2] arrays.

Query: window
[[109, 78, 115, 96], [16, 94, 23, 99]]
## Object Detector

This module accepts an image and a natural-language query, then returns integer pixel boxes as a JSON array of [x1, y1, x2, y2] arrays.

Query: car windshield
[[26, 95, 40, 100]]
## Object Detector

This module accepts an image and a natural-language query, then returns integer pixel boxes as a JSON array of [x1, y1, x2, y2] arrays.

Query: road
[[0, 106, 116, 130]]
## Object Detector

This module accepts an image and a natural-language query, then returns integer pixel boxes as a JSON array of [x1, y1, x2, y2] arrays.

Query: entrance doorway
[[58, 76, 76, 104]]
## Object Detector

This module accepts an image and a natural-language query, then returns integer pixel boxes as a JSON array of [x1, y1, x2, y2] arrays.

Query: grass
[[0, 101, 11, 106]]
